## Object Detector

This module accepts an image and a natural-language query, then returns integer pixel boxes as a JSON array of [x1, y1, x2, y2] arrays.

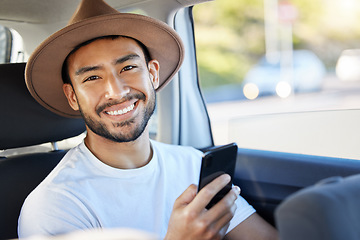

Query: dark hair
[[62, 35, 151, 85]]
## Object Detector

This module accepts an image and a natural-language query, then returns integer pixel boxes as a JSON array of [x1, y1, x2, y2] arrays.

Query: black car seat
[[0, 63, 85, 240], [275, 174, 360, 240]]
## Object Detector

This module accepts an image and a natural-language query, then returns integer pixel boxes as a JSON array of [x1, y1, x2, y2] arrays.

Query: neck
[[83, 127, 153, 169]]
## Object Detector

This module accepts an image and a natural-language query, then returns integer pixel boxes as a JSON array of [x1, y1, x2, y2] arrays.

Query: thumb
[[173, 184, 198, 209]]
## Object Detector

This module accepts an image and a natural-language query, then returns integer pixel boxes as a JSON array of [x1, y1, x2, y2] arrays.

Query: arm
[[165, 174, 240, 240], [224, 213, 278, 240]]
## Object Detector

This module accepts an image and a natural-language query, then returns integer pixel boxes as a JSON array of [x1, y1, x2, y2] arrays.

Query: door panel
[[233, 148, 360, 225]]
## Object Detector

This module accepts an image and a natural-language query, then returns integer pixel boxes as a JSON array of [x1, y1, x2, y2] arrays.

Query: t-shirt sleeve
[[226, 195, 256, 234], [18, 187, 97, 239]]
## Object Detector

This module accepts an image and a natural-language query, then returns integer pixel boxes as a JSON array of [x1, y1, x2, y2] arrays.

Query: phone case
[[198, 143, 238, 209]]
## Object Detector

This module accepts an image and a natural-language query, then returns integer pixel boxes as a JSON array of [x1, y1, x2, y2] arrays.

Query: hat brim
[[25, 13, 184, 118]]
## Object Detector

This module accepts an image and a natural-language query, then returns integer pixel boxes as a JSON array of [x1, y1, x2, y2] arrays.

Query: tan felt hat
[[25, 0, 184, 118]]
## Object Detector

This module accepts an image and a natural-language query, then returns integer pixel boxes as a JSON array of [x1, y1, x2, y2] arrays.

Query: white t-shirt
[[18, 140, 255, 238]]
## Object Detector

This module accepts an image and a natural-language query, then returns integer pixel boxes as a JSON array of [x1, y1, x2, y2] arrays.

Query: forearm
[[224, 213, 278, 240]]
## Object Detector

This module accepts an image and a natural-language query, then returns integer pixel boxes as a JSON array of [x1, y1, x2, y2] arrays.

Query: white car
[[243, 50, 326, 99]]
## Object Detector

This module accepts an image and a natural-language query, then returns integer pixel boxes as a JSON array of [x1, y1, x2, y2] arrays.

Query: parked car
[[0, 0, 360, 239], [242, 50, 326, 99]]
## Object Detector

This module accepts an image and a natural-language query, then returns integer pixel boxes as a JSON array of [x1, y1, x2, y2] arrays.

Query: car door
[[164, 1, 360, 227]]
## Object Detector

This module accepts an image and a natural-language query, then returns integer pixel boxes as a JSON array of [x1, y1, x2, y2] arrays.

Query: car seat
[[275, 174, 360, 240], [0, 63, 85, 240]]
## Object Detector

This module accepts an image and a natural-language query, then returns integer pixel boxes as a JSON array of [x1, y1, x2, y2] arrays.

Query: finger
[[196, 197, 237, 240], [173, 184, 198, 209], [211, 185, 239, 217], [205, 186, 240, 231], [211, 197, 238, 234], [191, 174, 231, 212], [218, 222, 231, 239], [234, 185, 241, 195]]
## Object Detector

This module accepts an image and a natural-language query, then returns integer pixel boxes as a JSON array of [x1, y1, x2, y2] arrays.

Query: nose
[[104, 74, 130, 100]]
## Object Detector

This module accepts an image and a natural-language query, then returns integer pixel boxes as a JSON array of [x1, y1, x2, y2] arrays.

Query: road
[[206, 76, 360, 160]]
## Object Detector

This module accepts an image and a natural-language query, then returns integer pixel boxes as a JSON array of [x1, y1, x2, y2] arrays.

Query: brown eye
[[84, 75, 99, 82], [121, 65, 136, 73]]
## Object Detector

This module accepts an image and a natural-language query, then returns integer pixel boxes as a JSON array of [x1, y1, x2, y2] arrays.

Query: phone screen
[[198, 143, 238, 209]]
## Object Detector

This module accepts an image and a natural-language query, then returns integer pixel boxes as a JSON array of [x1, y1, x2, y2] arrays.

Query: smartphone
[[198, 142, 238, 209]]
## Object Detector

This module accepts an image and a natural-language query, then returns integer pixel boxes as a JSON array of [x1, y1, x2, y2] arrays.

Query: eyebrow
[[114, 54, 141, 65], [75, 66, 101, 76], [74, 54, 141, 76]]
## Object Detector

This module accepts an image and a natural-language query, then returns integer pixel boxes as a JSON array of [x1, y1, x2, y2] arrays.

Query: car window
[[193, 0, 360, 159]]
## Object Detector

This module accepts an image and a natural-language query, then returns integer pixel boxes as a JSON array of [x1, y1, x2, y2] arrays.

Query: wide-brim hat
[[25, 0, 184, 118]]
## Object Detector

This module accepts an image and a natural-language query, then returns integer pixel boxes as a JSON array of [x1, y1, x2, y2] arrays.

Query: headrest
[[0, 63, 85, 150]]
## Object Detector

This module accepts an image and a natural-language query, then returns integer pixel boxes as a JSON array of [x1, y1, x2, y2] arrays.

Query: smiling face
[[63, 36, 160, 143]]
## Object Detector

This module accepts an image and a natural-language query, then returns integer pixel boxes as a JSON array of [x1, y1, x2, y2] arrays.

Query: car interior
[[1, 0, 360, 239]]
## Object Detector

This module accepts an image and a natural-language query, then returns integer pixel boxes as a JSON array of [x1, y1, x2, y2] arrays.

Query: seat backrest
[[275, 174, 360, 240], [0, 152, 66, 239], [0, 63, 86, 240]]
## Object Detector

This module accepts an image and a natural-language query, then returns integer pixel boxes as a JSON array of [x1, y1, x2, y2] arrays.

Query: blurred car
[[243, 50, 326, 99]]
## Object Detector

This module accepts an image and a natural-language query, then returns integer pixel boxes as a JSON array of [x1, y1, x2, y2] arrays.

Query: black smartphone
[[198, 142, 238, 209]]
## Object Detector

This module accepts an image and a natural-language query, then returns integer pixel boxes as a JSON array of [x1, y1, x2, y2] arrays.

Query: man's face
[[63, 37, 160, 142]]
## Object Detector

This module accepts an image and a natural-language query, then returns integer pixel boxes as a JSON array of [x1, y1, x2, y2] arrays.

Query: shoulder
[[18, 144, 97, 237], [42, 142, 94, 184]]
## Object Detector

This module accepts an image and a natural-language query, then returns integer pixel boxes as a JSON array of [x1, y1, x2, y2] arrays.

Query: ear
[[148, 60, 160, 90], [62, 84, 80, 111]]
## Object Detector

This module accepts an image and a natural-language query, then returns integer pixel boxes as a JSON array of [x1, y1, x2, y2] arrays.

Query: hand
[[165, 174, 240, 240]]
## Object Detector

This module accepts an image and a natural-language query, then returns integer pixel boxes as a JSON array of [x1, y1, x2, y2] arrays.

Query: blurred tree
[[193, 0, 360, 89], [193, 0, 265, 89]]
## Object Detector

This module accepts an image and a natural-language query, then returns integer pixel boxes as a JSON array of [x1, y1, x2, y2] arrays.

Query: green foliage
[[193, 0, 360, 89], [193, 0, 265, 89]]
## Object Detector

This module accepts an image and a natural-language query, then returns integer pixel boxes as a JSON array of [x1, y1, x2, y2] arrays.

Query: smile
[[105, 103, 135, 116]]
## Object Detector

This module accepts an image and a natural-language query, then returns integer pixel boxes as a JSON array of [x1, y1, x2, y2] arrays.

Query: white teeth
[[106, 104, 134, 116]]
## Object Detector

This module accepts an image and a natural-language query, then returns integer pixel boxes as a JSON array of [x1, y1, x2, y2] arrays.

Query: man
[[18, 0, 278, 239]]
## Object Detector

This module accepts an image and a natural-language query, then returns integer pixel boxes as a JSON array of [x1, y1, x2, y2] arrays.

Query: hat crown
[[69, 0, 118, 24]]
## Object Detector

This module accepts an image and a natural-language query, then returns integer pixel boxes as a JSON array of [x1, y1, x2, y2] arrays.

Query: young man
[[18, 0, 277, 239]]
